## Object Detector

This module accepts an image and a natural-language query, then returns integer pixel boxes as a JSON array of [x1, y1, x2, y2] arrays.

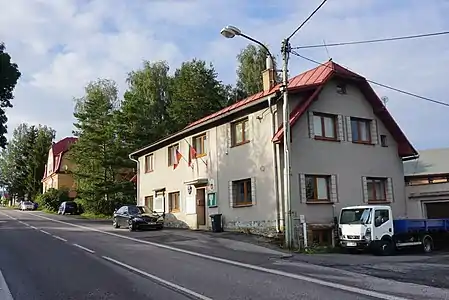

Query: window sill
[[232, 203, 253, 208], [195, 153, 207, 158], [352, 141, 373, 145], [314, 136, 340, 142], [144, 170, 154, 174], [367, 200, 390, 204], [306, 200, 333, 205], [169, 210, 180, 213], [231, 140, 250, 148]]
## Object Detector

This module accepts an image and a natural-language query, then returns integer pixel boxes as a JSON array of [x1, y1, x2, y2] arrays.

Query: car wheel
[[423, 236, 433, 254], [377, 239, 394, 256], [113, 218, 120, 229], [128, 222, 135, 232]]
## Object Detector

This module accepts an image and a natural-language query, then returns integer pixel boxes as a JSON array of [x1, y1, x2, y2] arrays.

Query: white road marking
[[39, 230, 51, 235], [52, 235, 67, 242], [72, 243, 95, 254], [0, 270, 14, 300], [102, 256, 212, 300], [22, 211, 412, 300], [30, 226, 37, 230]]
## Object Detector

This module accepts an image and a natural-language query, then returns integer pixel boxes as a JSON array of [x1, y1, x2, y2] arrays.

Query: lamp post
[[220, 25, 293, 249]]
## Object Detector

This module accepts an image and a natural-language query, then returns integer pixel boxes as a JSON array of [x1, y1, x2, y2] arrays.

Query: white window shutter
[[386, 178, 394, 202], [226, 123, 232, 148], [346, 116, 352, 142], [362, 176, 368, 203], [370, 119, 378, 144], [229, 181, 234, 207], [330, 175, 338, 203], [251, 177, 256, 205], [299, 174, 306, 202], [248, 115, 254, 142], [337, 115, 344, 141], [308, 111, 314, 138]]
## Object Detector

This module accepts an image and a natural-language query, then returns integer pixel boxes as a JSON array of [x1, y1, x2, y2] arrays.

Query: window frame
[[168, 191, 180, 213], [313, 113, 338, 141], [351, 117, 372, 144], [144, 154, 154, 173], [167, 144, 179, 166], [231, 118, 250, 147], [144, 195, 154, 211], [305, 175, 331, 203], [232, 178, 253, 207], [366, 177, 387, 202], [193, 133, 207, 158]]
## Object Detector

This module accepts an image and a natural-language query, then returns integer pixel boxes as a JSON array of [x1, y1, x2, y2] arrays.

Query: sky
[[0, 0, 448, 151]]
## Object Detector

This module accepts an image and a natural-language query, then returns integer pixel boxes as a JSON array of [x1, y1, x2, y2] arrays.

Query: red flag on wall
[[188, 146, 197, 167], [173, 149, 183, 170]]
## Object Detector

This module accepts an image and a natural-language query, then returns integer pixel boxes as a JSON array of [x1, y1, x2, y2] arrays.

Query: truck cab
[[339, 205, 393, 253]]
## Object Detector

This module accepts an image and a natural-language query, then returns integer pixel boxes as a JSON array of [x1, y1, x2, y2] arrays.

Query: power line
[[290, 51, 449, 108], [292, 30, 449, 49], [287, 0, 329, 40]]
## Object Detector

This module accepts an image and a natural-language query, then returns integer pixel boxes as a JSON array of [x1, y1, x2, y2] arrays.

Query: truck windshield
[[340, 208, 372, 224]]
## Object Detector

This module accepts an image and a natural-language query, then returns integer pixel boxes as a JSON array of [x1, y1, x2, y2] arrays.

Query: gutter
[[129, 92, 279, 158], [129, 154, 140, 204]]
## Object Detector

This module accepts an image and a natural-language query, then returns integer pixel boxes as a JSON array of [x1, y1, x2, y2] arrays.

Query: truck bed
[[394, 219, 449, 234]]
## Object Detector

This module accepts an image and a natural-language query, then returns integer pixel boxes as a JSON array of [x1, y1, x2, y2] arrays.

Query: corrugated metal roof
[[404, 148, 449, 176]]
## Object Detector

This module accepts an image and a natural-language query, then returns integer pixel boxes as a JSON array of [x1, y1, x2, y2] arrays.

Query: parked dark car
[[113, 205, 164, 231], [58, 201, 79, 215]]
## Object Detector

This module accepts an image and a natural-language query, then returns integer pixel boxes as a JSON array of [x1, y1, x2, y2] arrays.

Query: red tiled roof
[[42, 137, 78, 180], [271, 62, 417, 158]]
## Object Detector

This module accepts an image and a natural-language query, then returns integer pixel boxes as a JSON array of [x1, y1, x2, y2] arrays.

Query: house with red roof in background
[[129, 60, 418, 247], [41, 137, 78, 198]]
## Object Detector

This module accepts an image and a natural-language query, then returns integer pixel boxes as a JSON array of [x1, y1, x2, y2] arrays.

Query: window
[[380, 135, 387, 147], [374, 209, 389, 227], [305, 175, 330, 201], [309, 229, 333, 246], [313, 113, 337, 140], [145, 196, 153, 211], [366, 178, 387, 202], [168, 192, 180, 213], [351, 118, 371, 143], [144, 154, 154, 172], [231, 118, 250, 146], [167, 144, 179, 166], [193, 134, 207, 157], [336, 83, 347, 94], [232, 179, 252, 206]]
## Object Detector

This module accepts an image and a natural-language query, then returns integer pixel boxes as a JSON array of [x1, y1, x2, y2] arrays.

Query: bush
[[35, 188, 70, 212]]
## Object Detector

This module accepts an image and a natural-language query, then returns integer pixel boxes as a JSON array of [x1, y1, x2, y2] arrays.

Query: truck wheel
[[378, 239, 394, 256], [422, 236, 433, 254]]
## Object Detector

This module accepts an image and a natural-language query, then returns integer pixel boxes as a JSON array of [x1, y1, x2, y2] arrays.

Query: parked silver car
[[20, 201, 34, 211]]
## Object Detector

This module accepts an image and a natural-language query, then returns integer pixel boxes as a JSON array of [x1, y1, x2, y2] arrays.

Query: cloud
[[1, 0, 448, 150]]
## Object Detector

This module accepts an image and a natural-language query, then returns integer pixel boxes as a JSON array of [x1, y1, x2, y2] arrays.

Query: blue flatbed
[[393, 218, 449, 234]]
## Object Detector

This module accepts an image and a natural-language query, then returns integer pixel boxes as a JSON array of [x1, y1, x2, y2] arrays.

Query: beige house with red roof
[[42, 137, 78, 198], [130, 61, 417, 245]]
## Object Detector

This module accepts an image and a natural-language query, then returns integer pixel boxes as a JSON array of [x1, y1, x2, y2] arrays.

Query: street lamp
[[220, 25, 293, 249]]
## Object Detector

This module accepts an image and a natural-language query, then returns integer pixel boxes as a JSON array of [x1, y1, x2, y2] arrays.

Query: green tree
[[71, 79, 133, 215], [235, 44, 280, 98], [168, 59, 228, 130], [0, 43, 21, 148]]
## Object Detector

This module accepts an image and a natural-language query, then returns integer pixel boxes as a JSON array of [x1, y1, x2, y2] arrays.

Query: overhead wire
[[290, 51, 449, 108], [291, 30, 449, 49], [287, 0, 329, 40]]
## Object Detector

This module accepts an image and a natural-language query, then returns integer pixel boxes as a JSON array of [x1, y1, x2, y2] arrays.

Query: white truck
[[338, 205, 449, 255]]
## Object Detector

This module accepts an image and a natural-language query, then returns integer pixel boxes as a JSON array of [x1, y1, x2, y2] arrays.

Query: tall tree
[[235, 44, 280, 98], [71, 79, 133, 215], [0, 43, 21, 148], [169, 59, 228, 130]]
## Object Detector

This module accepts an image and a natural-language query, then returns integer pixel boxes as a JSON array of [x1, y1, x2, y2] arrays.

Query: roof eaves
[[129, 91, 280, 158]]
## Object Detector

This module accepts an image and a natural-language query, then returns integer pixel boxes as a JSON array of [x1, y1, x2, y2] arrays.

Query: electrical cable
[[291, 30, 449, 49], [287, 0, 329, 40], [290, 51, 449, 108]]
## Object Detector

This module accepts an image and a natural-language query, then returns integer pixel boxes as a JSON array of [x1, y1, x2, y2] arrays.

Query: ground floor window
[[168, 192, 180, 213], [308, 228, 333, 247], [144, 195, 153, 211]]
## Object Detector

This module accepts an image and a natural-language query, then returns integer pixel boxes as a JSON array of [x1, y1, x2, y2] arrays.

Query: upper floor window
[[313, 113, 337, 140], [193, 133, 207, 157], [167, 144, 179, 166], [144, 154, 154, 172], [366, 177, 386, 202], [231, 118, 249, 146], [351, 118, 371, 143]]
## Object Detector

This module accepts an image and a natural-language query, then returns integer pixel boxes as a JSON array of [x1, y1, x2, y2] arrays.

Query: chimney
[[262, 54, 275, 91]]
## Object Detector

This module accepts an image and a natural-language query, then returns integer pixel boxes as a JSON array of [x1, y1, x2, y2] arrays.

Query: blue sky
[[0, 0, 448, 150]]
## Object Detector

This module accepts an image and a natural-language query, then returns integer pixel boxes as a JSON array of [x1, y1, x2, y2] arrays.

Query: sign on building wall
[[207, 192, 217, 207]]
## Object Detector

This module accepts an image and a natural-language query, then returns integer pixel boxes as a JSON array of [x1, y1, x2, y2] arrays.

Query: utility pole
[[280, 39, 293, 249]]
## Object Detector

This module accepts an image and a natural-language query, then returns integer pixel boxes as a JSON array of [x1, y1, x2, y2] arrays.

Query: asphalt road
[[0, 209, 447, 300]]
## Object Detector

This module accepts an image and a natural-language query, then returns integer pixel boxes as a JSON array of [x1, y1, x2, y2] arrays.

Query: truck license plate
[[347, 242, 357, 247]]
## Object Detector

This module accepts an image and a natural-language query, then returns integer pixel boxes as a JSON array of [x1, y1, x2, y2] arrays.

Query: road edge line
[[0, 270, 14, 300], [73, 243, 95, 254]]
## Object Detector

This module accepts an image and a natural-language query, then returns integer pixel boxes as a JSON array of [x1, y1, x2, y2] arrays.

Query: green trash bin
[[210, 214, 223, 232]]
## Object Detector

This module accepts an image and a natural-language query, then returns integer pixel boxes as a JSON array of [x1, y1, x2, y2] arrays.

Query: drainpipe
[[129, 154, 140, 205], [268, 95, 282, 233]]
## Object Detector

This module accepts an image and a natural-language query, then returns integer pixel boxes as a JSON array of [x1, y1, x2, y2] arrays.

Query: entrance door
[[196, 188, 206, 226]]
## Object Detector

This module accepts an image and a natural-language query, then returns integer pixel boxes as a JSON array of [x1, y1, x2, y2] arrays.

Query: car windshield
[[65, 202, 76, 208], [24, 201, 33, 205], [128, 205, 141, 215], [137, 206, 153, 214], [340, 208, 372, 224]]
